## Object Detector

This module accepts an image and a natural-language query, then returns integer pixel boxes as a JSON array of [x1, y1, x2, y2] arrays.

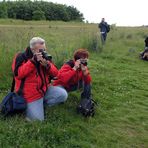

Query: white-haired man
[[12, 37, 68, 121]]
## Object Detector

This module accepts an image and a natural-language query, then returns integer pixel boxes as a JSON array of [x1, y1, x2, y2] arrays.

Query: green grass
[[0, 20, 147, 148]]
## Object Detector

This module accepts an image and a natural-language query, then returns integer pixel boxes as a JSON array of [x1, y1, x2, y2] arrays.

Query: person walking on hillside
[[98, 18, 110, 45]]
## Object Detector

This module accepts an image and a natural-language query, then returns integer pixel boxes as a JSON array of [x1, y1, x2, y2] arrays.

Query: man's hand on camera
[[33, 52, 49, 67], [34, 52, 43, 62], [73, 60, 81, 71], [40, 58, 49, 67]]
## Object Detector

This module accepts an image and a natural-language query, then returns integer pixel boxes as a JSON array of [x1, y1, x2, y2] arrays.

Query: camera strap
[[11, 77, 15, 92]]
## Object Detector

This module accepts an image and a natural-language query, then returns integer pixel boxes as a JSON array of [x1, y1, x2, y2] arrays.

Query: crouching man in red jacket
[[12, 37, 67, 121], [53, 49, 92, 102]]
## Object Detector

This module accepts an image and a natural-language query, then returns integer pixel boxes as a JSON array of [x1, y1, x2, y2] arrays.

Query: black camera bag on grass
[[77, 98, 96, 117]]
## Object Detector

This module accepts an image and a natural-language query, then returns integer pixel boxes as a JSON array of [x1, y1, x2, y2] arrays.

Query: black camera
[[39, 49, 52, 61], [80, 59, 87, 66]]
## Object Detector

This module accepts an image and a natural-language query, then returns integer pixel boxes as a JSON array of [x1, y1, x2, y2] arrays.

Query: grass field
[[0, 19, 148, 148]]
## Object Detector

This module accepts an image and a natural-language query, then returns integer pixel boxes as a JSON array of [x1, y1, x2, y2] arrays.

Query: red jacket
[[12, 56, 58, 103], [53, 60, 91, 90]]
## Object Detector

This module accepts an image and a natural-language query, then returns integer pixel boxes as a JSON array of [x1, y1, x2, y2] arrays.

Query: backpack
[[0, 77, 26, 116], [77, 98, 96, 117], [106, 25, 110, 33], [0, 92, 26, 116]]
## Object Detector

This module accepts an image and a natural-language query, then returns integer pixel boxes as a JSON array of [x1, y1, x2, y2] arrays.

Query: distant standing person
[[98, 18, 110, 45]]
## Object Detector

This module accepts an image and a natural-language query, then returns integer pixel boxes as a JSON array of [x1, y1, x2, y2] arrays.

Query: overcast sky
[[48, 0, 148, 26]]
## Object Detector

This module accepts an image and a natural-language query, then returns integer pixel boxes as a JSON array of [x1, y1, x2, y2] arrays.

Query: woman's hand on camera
[[81, 64, 89, 76], [81, 64, 87, 71], [73, 60, 81, 71]]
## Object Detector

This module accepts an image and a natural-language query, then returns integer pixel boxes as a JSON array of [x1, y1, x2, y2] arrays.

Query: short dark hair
[[74, 48, 89, 60]]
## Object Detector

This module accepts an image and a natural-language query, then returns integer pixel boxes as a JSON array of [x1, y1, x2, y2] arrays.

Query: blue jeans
[[26, 86, 68, 121]]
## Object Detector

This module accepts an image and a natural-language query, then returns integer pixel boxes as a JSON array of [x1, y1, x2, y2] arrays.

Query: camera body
[[80, 59, 87, 66], [39, 49, 52, 61]]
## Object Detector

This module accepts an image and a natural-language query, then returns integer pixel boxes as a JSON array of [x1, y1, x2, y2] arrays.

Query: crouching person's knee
[[59, 87, 68, 102], [26, 98, 44, 121]]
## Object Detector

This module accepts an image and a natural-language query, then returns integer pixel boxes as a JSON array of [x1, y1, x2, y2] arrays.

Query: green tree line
[[0, 0, 84, 21]]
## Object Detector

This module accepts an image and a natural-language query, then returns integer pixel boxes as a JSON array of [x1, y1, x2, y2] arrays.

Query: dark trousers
[[68, 81, 91, 99], [101, 33, 107, 44]]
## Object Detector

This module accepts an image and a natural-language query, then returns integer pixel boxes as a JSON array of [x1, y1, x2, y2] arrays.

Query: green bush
[[32, 10, 45, 20]]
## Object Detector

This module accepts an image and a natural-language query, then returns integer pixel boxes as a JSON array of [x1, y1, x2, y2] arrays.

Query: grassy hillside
[[0, 20, 147, 148]]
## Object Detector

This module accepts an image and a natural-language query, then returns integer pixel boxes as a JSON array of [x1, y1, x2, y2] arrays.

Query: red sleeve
[[58, 64, 76, 84], [48, 62, 58, 77], [12, 57, 36, 80]]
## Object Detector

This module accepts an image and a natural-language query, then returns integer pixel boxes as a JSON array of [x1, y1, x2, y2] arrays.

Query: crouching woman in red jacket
[[12, 37, 68, 121], [53, 49, 92, 102]]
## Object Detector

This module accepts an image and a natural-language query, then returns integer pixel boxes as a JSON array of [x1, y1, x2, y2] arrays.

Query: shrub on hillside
[[32, 10, 45, 20]]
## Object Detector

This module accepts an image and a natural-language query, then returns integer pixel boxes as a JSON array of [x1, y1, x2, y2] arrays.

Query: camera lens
[[38, 49, 52, 61]]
